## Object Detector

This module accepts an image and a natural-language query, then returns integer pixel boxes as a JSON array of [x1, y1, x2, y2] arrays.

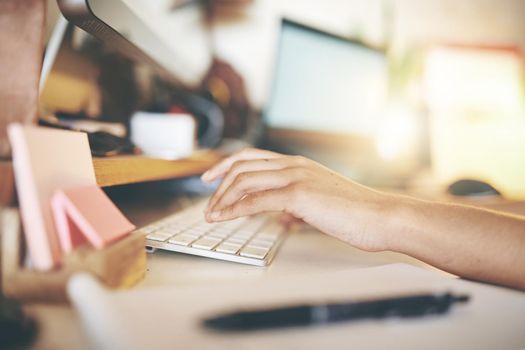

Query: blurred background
[[41, 0, 525, 198]]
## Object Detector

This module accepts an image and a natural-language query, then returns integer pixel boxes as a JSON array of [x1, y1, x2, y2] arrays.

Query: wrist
[[381, 193, 420, 254], [348, 190, 413, 252]]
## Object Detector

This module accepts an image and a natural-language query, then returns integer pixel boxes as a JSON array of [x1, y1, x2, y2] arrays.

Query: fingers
[[208, 168, 300, 214], [201, 148, 282, 183], [206, 157, 293, 211], [207, 187, 293, 222]]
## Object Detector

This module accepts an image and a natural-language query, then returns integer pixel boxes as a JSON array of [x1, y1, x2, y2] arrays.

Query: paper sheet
[[68, 263, 525, 350]]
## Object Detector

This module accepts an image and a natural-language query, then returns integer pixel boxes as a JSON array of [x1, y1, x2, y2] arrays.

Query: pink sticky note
[[52, 185, 136, 252]]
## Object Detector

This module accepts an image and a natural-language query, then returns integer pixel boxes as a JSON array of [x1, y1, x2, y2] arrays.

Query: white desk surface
[[27, 228, 525, 350], [26, 226, 442, 349], [23, 192, 525, 350]]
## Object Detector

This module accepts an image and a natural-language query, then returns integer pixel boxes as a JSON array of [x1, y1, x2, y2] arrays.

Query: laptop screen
[[264, 20, 387, 137]]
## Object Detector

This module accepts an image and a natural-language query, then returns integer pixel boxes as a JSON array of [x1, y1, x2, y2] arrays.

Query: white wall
[[391, 0, 525, 52]]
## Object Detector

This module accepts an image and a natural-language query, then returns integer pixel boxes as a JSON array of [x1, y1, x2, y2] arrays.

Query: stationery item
[[7, 124, 96, 271], [51, 185, 136, 252], [203, 292, 470, 331], [130, 111, 195, 160], [1, 210, 145, 302], [64, 232, 146, 289], [66, 264, 525, 350]]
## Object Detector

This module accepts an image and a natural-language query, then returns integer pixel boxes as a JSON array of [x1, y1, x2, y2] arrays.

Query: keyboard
[[139, 200, 286, 266]]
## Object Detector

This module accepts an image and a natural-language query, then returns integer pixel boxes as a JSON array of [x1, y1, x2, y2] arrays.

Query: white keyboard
[[139, 200, 286, 266]]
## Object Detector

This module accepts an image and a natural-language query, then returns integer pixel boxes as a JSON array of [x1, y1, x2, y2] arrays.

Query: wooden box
[[1, 208, 146, 303]]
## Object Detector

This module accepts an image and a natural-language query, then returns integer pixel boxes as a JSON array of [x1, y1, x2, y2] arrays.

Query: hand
[[202, 148, 394, 252]]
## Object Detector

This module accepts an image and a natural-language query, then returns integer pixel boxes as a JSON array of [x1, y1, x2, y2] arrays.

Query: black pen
[[203, 292, 470, 332]]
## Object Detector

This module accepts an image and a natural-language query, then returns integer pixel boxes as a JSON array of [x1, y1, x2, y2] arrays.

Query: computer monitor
[[57, 0, 211, 87], [264, 19, 387, 147]]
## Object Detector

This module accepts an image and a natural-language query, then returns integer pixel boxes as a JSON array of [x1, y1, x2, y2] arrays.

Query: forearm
[[202, 148, 525, 290], [386, 196, 525, 290]]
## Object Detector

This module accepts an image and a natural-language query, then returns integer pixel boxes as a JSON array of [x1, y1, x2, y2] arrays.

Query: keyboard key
[[226, 237, 248, 245], [215, 242, 242, 254], [191, 237, 222, 250], [157, 229, 180, 236], [142, 226, 159, 234], [209, 227, 232, 234], [241, 217, 268, 232], [221, 218, 247, 230], [146, 231, 174, 242], [168, 234, 198, 246], [163, 223, 186, 231], [256, 230, 282, 242], [208, 231, 230, 239], [248, 239, 274, 249], [185, 229, 206, 237], [240, 246, 270, 259], [191, 224, 214, 234], [158, 227, 183, 235], [232, 232, 255, 241]]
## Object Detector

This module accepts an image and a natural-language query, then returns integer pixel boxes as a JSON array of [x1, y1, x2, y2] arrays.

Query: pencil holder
[[0, 208, 146, 303]]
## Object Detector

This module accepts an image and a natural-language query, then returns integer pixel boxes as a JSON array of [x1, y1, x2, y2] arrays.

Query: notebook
[[7, 124, 96, 270]]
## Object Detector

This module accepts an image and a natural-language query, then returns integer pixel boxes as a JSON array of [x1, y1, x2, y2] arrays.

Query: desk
[[25, 233, 435, 350], [23, 187, 525, 349]]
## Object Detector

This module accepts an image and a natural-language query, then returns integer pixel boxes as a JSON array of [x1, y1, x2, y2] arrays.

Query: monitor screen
[[264, 20, 387, 137], [57, 0, 211, 87]]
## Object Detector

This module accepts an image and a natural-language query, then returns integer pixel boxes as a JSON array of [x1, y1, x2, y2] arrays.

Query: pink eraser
[[52, 185, 136, 250]]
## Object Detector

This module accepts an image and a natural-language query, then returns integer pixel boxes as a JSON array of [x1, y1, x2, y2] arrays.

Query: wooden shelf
[[93, 151, 223, 187], [0, 151, 222, 203]]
